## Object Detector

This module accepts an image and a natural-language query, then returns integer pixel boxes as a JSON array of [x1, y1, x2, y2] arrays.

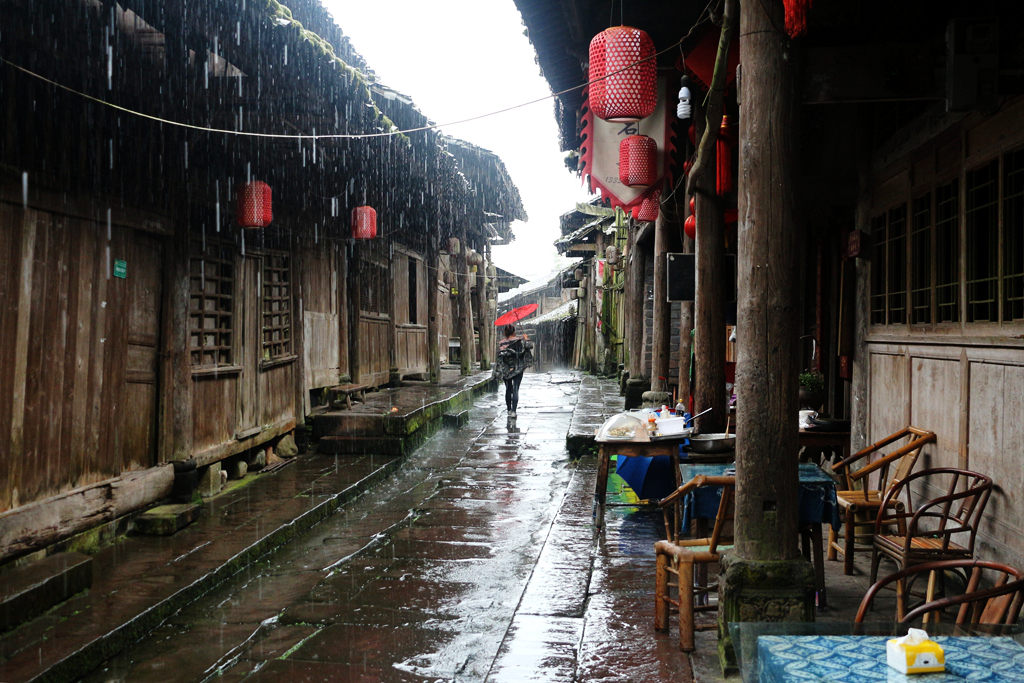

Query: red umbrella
[[494, 303, 538, 327]]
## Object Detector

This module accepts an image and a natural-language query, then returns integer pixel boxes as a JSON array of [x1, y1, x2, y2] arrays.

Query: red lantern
[[717, 114, 734, 195], [684, 214, 697, 240], [588, 26, 657, 123], [636, 190, 661, 222], [618, 135, 658, 187], [236, 181, 272, 228], [351, 206, 377, 239]]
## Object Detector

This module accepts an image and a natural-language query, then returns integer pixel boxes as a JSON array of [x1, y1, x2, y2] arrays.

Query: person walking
[[495, 324, 533, 418]]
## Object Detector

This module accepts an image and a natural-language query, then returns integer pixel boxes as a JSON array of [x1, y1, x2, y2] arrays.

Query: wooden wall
[[301, 241, 341, 412], [862, 96, 1024, 571], [393, 248, 428, 378], [359, 317, 391, 387], [0, 201, 163, 512]]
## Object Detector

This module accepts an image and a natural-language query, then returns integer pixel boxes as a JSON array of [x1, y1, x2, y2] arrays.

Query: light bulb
[[677, 85, 692, 120]]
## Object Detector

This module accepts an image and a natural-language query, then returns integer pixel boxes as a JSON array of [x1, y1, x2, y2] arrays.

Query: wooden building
[[513, 0, 1024, 577], [0, 0, 523, 563]]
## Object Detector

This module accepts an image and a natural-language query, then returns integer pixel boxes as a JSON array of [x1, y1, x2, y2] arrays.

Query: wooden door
[[123, 233, 163, 465], [236, 256, 261, 438]]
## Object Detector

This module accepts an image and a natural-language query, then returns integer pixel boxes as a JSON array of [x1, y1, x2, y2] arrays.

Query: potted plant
[[799, 371, 825, 410]]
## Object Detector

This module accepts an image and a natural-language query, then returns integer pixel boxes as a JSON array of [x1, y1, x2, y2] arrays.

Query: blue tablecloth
[[758, 635, 1024, 682], [678, 463, 840, 533]]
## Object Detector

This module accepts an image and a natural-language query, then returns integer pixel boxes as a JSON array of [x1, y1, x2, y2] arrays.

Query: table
[[592, 437, 685, 531], [678, 462, 839, 606], [758, 635, 1024, 682], [799, 429, 851, 465]]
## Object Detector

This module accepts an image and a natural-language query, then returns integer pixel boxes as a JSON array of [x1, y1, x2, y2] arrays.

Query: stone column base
[[624, 377, 649, 409], [641, 390, 672, 409], [717, 554, 816, 675]]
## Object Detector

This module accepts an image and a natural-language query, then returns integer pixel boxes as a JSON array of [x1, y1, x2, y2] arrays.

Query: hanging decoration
[[677, 26, 740, 93], [716, 114, 734, 195], [684, 196, 696, 239], [588, 26, 657, 123], [618, 135, 658, 187], [236, 181, 273, 228], [351, 206, 377, 239], [633, 189, 661, 222], [783, 0, 813, 38]]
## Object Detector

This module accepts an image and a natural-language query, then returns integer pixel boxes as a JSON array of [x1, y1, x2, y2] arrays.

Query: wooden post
[[625, 224, 645, 379], [167, 222, 193, 462], [694, 94, 728, 434], [477, 249, 490, 371], [678, 217, 696, 407], [651, 212, 671, 395], [348, 242, 362, 384], [338, 240, 349, 380], [427, 232, 441, 384], [459, 233, 474, 376], [718, 2, 814, 671], [735, 0, 801, 562]]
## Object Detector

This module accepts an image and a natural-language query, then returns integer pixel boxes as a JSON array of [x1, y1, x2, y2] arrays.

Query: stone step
[[318, 435, 406, 456], [443, 410, 470, 428], [1, 552, 93, 633], [134, 502, 203, 536]]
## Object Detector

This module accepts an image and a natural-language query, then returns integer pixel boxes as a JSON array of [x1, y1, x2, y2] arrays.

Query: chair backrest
[[659, 475, 735, 549], [875, 468, 994, 555], [855, 559, 1024, 626], [832, 426, 935, 494]]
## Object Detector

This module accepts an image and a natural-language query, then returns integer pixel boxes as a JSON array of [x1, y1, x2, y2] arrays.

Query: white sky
[[320, 0, 593, 296]]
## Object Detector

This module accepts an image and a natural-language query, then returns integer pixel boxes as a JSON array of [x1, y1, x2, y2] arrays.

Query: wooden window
[[189, 241, 234, 366], [870, 205, 907, 326], [935, 179, 960, 323], [887, 204, 908, 325], [966, 160, 1000, 322], [870, 214, 888, 325], [262, 252, 292, 360], [910, 193, 932, 324], [359, 261, 389, 316], [1004, 148, 1024, 322]]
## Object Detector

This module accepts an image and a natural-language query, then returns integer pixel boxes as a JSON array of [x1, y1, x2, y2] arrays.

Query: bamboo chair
[[869, 468, 993, 620], [654, 475, 734, 652], [827, 426, 936, 575], [856, 559, 1024, 627]]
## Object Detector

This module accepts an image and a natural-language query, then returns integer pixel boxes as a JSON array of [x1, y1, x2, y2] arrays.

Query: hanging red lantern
[[618, 135, 658, 187], [716, 114, 734, 196], [588, 26, 657, 123], [783, 0, 813, 38], [351, 206, 377, 239], [236, 181, 272, 228], [636, 190, 661, 222], [684, 214, 697, 240]]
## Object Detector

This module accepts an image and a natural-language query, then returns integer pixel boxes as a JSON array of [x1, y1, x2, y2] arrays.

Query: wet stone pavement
[[82, 373, 696, 683]]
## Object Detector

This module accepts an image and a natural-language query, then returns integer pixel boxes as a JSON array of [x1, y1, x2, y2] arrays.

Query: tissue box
[[886, 636, 945, 674]]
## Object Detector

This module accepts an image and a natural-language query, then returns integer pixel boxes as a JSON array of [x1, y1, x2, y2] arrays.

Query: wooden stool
[[328, 383, 370, 410]]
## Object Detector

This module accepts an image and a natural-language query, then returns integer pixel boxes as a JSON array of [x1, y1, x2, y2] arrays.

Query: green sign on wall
[[114, 259, 127, 279]]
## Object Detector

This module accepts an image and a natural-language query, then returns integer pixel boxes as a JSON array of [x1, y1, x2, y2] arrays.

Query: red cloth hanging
[[716, 115, 734, 195], [783, 0, 812, 38]]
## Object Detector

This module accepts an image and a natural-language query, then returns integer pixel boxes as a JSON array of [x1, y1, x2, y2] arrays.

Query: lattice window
[[359, 261, 389, 316], [189, 240, 234, 366], [262, 252, 292, 360], [870, 214, 888, 325], [966, 160, 1000, 322], [1004, 148, 1024, 322], [887, 204, 908, 325], [935, 179, 960, 323], [910, 193, 932, 324]]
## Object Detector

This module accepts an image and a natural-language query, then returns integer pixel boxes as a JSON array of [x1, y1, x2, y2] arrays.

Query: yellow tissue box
[[886, 631, 945, 674]]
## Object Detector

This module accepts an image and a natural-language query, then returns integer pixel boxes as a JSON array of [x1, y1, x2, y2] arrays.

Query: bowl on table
[[687, 433, 736, 454]]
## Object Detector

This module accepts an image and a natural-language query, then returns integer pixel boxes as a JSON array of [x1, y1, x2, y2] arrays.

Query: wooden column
[[650, 213, 671, 394], [678, 219, 696, 408], [477, 249, 490, 371], [624, 223, 643, 379], [166, 222, 193, 462], [734, 0, 801, 562], [694, 96, 729, 433], [427, 232, 441, 384], [338, 240, 350, 380], [459, 234, 474, 376], [348, 242, 362, 384]]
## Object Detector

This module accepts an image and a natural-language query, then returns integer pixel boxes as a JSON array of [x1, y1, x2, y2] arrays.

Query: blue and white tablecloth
[[678, 463, 840, 533], [758, 635, 1024, 682]]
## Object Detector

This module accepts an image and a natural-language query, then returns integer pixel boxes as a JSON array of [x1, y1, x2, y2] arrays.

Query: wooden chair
[[856, 559, 1024, 626], [870, 468, 993, 619], [827, 426, 935, 575], [654, 475, 734, 651]]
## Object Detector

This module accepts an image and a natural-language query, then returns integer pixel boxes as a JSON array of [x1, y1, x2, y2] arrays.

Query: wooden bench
[[328, 383, 370, 410]]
